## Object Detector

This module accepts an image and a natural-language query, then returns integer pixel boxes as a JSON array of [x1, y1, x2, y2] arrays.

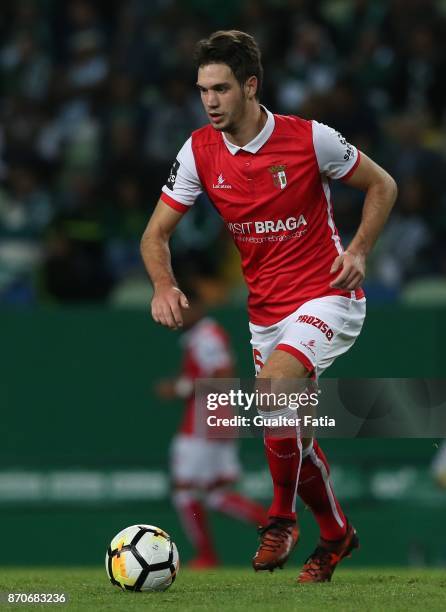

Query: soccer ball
[[105, 524, 179, 592]]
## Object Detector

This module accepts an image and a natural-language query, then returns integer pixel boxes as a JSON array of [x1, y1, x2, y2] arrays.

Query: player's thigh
[[207, 441, 240, 485], [171, 436, 240, 487], [170, 435, 212, 486], [316, 297, 366, 376], [249, 324, 278, 375], [279, 296, 366, 378], [258, 348, 310, 379], [250, 316, 318, 378], [250, 316, 306, 376]]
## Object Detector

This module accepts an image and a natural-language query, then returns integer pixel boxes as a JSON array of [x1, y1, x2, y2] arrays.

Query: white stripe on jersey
[[321, 177, 343, 256]]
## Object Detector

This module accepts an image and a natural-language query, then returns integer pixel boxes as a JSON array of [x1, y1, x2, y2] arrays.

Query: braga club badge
[[269, 165, 287, 189]]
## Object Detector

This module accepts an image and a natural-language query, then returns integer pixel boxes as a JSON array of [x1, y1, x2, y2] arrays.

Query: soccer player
[[155, 276, 268, 568], [432, 440, 446, 488], [141, 30, 397, 582]]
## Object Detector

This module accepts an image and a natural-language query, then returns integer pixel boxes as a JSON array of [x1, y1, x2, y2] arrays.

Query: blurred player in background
[[155, 275, 268, 568], [432, 441, 446, 488], [142, 30, 397, 582]]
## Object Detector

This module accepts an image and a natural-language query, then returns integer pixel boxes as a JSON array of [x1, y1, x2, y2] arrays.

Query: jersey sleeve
[[312, 121, 360, 180], [160, 137, 203, 213]]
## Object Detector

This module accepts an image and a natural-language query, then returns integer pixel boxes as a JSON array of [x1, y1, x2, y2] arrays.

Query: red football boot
[[252, 519, 299, 572], [297, 522, 359, 583]]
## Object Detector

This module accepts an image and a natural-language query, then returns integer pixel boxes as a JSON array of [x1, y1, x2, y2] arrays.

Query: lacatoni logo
[[297, 315, 334, 340], [213, 173, 232, 189], [227, 215, 307, 235]]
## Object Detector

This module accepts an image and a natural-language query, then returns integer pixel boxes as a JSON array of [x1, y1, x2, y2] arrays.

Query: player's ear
[[245, 76, 257, 100]]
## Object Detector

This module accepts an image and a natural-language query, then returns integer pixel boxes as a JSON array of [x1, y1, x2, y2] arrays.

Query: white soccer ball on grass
[[106, 524, 179, 592]]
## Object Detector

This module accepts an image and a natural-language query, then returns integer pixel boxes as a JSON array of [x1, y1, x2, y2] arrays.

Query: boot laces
[[257, 522, 292, 552], [302, 546, 340, 577]]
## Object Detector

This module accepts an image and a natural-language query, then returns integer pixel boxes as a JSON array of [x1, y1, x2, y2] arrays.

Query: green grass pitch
[[0, 568, 445, 611]]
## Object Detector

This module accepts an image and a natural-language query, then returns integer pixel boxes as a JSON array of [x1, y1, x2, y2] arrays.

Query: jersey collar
[[222, 105, 275, 155]]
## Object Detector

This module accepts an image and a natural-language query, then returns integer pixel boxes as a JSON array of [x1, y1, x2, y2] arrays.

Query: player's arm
[[154, 360, 233, 404], [141, 200, 189, 329], [141, 137, 203, 328], [155, 365, 234, 401], [213, 365, 235, 378], [155, 376, 193, 400], [330, 153, 397, 290]]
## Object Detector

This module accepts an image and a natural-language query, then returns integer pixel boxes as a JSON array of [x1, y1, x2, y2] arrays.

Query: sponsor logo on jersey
[[166, 160, 179, 191], [296, 315, 334, 341], [227, 215, 307, 235], [300, 339, 316, 356], [269, 164, 287, 189], [212, 173, 232, 189]]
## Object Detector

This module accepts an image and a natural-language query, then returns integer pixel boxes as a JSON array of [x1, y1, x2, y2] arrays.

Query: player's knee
[[205, 488, 225, 509]]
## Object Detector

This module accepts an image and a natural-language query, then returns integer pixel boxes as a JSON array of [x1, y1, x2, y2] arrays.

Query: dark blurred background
[[1, 0, 446, 307], [2, 0, 446, 568]]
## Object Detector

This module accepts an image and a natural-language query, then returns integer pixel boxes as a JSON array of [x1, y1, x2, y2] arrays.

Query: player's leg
[[277, 295, 365, 582], [298, 438, 347, 541], [432, 440, 446, 488], [252, 350, 309, 571], [207, 485, 269, 525], [296, 438, 359, 582], [258, 351, 309, 521], [172, 485, 219, 568], [205, 441, 268, 526], [170, 435, 219, 568]]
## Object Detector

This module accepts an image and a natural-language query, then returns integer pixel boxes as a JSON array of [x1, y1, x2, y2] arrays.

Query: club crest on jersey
[[269, 165, 287, 190]]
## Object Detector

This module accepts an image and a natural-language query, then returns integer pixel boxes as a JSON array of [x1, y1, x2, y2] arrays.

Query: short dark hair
[[194, 30, 263, 99]]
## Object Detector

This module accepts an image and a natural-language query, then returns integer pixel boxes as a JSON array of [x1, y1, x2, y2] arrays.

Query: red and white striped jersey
[[179, 317, 233, 435], [161, 107, 364, 326]]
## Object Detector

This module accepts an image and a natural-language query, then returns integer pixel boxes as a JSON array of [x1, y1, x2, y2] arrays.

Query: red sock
[[297, 440, 347, 540], [264, 435, 302, 521], [207, 489, 269, 526], [172, 491, 218, 561]]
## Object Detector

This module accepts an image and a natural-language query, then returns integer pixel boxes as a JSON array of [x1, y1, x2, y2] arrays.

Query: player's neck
[[224, 103, 266, 148]]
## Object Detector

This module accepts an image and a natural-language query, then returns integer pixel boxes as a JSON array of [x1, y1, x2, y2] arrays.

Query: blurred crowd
[[1, 0, 446, 307]]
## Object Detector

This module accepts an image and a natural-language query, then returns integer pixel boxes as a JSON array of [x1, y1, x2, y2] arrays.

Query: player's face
[[197, 63, 249, 133]]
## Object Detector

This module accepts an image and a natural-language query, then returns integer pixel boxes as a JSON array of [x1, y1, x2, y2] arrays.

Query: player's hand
[[329, 251, 365, 290], [151, 285, 189, 329]]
